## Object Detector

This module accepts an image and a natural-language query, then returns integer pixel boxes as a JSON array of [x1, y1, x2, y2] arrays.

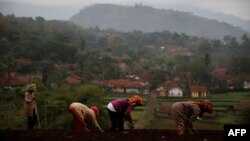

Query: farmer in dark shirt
[[106, 95, 145, 132]]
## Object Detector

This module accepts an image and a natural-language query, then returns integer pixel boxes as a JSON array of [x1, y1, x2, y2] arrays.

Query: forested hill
[[69, 4, 247, 40]]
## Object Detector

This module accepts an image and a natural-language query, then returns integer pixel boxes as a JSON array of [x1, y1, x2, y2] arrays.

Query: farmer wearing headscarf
[[172, 100, 213, 135], [68, 102, 104, 133], [106, 95, 145, 132], [24, 84, 37, 129]]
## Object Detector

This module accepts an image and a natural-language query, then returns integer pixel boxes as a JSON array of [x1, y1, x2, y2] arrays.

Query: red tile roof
[[134, 69, 151, 81], [102, 79, 145, 88], [160, 80, 178, 91], [190, 85, 207, 92], [233, 100, 250, 111], [0, 72, 43, 87], [66, 74, 83, 85], [225, 75, 240, 85], [213, 68, 228, 80], [167, 47, 190, 53], [16, 58, 32, 65]]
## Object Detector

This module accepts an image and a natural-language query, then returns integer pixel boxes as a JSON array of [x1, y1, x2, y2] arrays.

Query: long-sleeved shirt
[[108, 99, 134, 122], [24, 91, 37, 116], [172, 101, 201, 124]]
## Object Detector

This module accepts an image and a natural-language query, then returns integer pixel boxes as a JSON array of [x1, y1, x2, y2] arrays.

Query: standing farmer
[[68, 102, 104, 133], [106, 95, 145, 132], [172, 100, 213, 135], [24, 84, 37, 129]]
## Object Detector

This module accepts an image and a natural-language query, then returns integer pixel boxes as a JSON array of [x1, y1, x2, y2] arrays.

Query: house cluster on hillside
[[213, 67, 250, 90], [165, 45, 192, 56], [0, 58, 84, 89], [1, 58, 250, 96], [0, 71, 85, 90], [100, 78, 149, 94], [0, 72, 43, 89], [155, 67, 250, 98], [156, 80, 208, 98]]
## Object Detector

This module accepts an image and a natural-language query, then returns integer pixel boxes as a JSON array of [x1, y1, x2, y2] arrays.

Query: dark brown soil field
[[0, 129, 224, 141]]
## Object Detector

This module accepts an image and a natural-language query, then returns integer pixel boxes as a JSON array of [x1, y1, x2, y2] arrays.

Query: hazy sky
[[1, 0, 250, 20]]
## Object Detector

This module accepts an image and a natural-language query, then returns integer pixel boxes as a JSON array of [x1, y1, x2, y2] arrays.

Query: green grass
[[149, 91, 250, 130], [103, 92, 250, 130], [208, 91, 250, 99], [131, 111, 144, 122], [213, 106, 229, 111], [214, 113, 242, 125], [151, 117, 224, 130]]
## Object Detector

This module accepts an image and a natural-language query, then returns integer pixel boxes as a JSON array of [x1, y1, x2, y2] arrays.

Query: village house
[[65, 73, 83, 86], [212, 67, 243, 90], [0, 72, 43, 88], [243, 80, 250, 89], [190, 85, 208, 98], [16, 58, 32, 66], [116, 59, 132, 74], [168, 87, 183, 97], [101, 79, 148, 94], [166, 45, 192, 56], [157, 80, 183, 97]]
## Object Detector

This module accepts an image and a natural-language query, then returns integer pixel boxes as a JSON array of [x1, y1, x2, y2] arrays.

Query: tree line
[[0, 13, 250, 90]]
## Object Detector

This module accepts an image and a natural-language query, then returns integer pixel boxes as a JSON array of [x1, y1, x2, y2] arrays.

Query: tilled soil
[[0, 129, 224, 141]]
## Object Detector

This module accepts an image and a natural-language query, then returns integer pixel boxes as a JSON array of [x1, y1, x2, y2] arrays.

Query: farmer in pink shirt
[[106, 95, 145, 132]]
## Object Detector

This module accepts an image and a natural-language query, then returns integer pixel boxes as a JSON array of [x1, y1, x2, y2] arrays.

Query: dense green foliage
[[1, 13, 250, 90], [0, 14, 250, 88], [0, 84, 111, 129], [241, 108, 250, 124], [1, 6, 250, 131]]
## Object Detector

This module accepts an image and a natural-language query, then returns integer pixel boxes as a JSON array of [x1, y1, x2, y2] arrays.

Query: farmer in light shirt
[[68, 102, 104, 133]]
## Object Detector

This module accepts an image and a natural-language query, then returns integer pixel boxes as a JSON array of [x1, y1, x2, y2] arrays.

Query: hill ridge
[[69, 4, 248, 40]]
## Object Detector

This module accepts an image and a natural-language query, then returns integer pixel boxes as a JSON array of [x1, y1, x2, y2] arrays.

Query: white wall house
[[243, 81, 250, 89], [168, 87, 183, 97]]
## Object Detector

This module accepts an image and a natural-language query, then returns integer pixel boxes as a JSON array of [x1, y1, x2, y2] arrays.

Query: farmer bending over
[[106, 95, 145, 132], [68, 102, 104, 133], [172, 100, 213, 135]]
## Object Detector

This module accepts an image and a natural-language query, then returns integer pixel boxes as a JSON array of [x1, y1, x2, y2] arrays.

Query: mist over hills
[[159, 4, 250, 32], [69, 4, 248, 40], [1, 1, 250, 40], [0, 1, 80, 20]]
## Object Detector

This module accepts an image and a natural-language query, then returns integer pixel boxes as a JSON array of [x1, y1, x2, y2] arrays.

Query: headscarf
[[128, 95, 144, 106], [201, 100, 213, 113], [190, 100, 213, 113], [90, 106, 100, 116], [26, 84, 36, 91]]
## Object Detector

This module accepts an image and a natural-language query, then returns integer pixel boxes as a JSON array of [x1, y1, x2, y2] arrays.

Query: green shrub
[[241, 108, 250, 124]]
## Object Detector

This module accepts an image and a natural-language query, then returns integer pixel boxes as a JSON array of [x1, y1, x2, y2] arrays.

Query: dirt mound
[[0, 129, 224, 141]]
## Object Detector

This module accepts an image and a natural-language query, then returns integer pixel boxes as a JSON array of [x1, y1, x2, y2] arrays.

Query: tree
[[240, 34, 250, 51], [204, 53, 211, 71], [229, 55, 250, 75], [37, 60, 54, 83], [223, 35, 239, 48], [35, 16, 45, 22], [149, 69, 167, 90], [107, 34, 128, 56], [46, 68, 67, 88]]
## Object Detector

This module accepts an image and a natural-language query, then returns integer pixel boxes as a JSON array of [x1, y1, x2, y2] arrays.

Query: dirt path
[[135, 93, 157, 129]]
